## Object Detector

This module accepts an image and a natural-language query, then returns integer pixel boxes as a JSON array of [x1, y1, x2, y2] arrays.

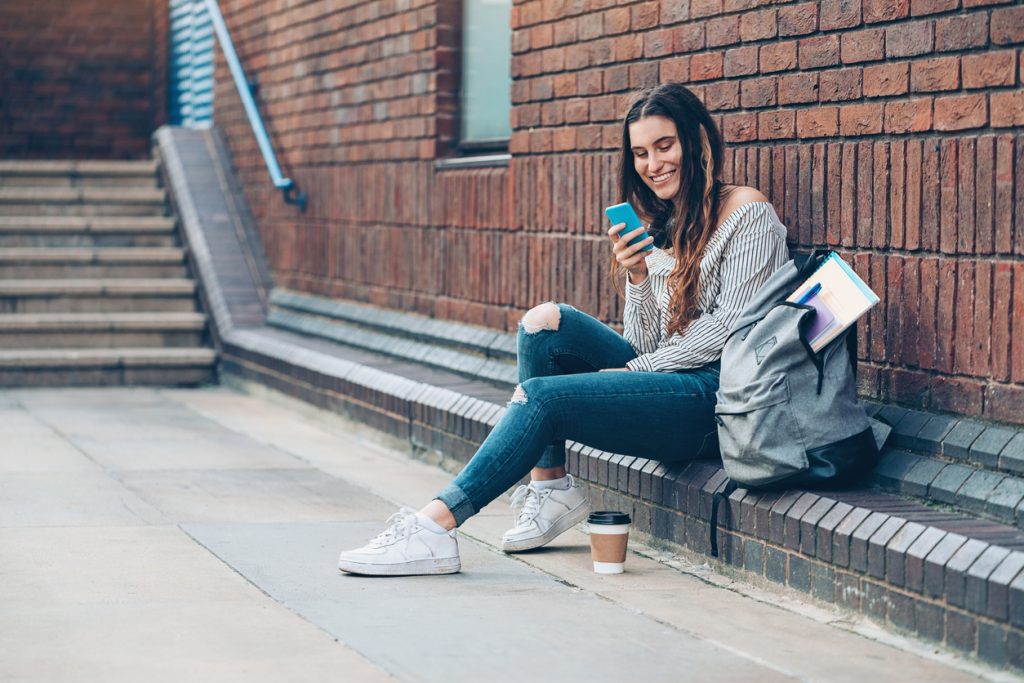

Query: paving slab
[[186, 520, 791, 683], [0, 406, 57, 434], [116, 467, 395, 524], [1, 603, 391, 683], [20, 405, 227, 440], [10, 386, 172, 409], [0, 433, 99, 473], [164, 386, 509, 519], [0, 526, 389, 683], [0, 470, 166, 527], [69, 434, 306, 471], [0, 525, 277, 605]]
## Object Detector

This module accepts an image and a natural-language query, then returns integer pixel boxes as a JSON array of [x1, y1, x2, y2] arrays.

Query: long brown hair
[[614, 83, 730, 337]]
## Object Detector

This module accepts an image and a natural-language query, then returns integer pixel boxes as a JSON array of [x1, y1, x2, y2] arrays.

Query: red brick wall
[[214, 0, 1024, 424], [0, 0, 168, 159]]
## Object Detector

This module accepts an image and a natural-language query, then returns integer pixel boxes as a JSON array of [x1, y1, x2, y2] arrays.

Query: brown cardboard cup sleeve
[[588, 511, 631, 574]]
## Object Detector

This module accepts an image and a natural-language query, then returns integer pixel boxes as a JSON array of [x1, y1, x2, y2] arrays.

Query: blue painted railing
[[204, 0, 306, 209]]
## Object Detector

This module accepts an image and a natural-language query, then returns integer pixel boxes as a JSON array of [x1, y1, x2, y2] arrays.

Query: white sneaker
[[338, 508, 461, 576], [500, 475, 590, 553]]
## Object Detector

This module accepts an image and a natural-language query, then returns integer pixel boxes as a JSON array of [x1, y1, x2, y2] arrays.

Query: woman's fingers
[[614, 234, 654, 262], [620, 226, 647, 243], [610, 227, 650, 253], [607, 224, 647, 245], [608, 223, 651, 277], [607, 222, 626, 241], [611, 226, 647, 248], [629, 234, 654, 253]]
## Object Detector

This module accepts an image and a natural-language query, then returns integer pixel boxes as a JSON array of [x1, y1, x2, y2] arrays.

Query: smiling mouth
[[650, 169, 676, 184]]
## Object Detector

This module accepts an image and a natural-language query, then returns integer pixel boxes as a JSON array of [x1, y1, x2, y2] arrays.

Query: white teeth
[[651, 170, 675, 182]]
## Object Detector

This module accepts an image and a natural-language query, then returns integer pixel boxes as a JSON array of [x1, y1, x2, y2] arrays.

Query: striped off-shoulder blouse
[[623, 201, 790, 373]]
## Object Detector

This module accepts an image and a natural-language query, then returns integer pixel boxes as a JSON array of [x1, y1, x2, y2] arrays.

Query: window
[[462, 0, 512, 149], [458, 0, 511, 155]]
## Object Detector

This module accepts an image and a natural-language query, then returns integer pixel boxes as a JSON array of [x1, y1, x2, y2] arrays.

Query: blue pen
[[796, 282, 822, 305]]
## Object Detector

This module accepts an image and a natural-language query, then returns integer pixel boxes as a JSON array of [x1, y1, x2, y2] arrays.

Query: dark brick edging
[[156, 125, 1024, 672]]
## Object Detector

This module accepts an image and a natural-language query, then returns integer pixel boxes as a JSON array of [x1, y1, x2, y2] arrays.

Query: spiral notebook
[[786, 252, 880, 352]]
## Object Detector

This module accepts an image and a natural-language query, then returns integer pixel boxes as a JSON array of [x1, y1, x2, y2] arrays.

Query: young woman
[[337, 83, 790, 576]]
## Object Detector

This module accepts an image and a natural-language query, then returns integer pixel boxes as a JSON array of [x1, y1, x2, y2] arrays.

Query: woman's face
[[628, 115, 683, 201]]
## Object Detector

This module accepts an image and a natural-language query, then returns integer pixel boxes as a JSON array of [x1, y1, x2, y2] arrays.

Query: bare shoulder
[[715, 186, 771, 228], [720, 185, 768, 212], [726, 185, 768, 203]]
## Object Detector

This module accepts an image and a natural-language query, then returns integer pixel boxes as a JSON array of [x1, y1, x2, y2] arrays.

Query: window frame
[[434, 0, 511, 169]]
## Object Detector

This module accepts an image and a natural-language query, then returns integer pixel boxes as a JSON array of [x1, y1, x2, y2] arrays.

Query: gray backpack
[[709, 250, 891, 556]]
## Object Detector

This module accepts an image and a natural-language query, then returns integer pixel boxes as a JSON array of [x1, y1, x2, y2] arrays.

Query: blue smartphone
[[605, 202, 653, 252]]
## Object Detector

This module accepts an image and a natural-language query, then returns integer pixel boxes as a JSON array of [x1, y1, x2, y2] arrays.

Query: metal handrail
[[204, 0, 306, 209]]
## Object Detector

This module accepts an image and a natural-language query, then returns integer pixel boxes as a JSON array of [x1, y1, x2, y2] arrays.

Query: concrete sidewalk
[[0, 385, 1015, 682]]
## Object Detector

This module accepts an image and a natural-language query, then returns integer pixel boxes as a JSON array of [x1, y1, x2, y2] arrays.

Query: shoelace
[[367, 507, 419, 548], [509, 485, 549, 526]]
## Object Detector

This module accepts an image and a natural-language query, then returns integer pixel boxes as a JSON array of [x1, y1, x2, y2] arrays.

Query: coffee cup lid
[[588, 510, 631, 525]]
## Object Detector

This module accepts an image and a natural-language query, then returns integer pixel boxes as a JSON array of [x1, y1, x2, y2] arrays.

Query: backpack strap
[[709, 480, 740, 558], [726, 250, 831, 348], [846, 322, 858, 378]]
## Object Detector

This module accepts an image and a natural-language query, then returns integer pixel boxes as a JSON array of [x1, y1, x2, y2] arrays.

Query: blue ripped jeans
[[436, 303, 721, 526]]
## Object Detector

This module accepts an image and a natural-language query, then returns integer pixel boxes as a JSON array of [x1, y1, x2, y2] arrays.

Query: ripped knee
[[520, 302, 561, 334], [509, 384, 528, 405]]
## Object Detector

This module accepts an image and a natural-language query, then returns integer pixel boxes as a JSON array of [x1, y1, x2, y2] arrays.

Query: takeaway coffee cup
[[588, 511, 631, 574]]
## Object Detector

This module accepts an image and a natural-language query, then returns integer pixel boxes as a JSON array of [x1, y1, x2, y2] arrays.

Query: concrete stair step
[[0, 187, 166, 203], [267, 306, 517, 387], [0, 155, 217, 388], [270, 288, 517, 361], [0, 187, 166, 216], [0, 216, 177, 247], [873, 404, 1024, 480], [0, 312, 207, 348], [0, 160, 158, 176], [0, 278, 197, 313], [0, 160, 159, 188], [0, 346, 215, 387], [873, 448, 1024, 530], [267, 288, 516, 387], [0, 247, 186, 278]]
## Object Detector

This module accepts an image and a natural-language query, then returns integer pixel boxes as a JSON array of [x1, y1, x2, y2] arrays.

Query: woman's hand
[[607, 223, 652, 284]]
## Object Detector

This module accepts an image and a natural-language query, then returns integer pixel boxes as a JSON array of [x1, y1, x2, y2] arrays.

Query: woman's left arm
[[624, 215, 788, 373]]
